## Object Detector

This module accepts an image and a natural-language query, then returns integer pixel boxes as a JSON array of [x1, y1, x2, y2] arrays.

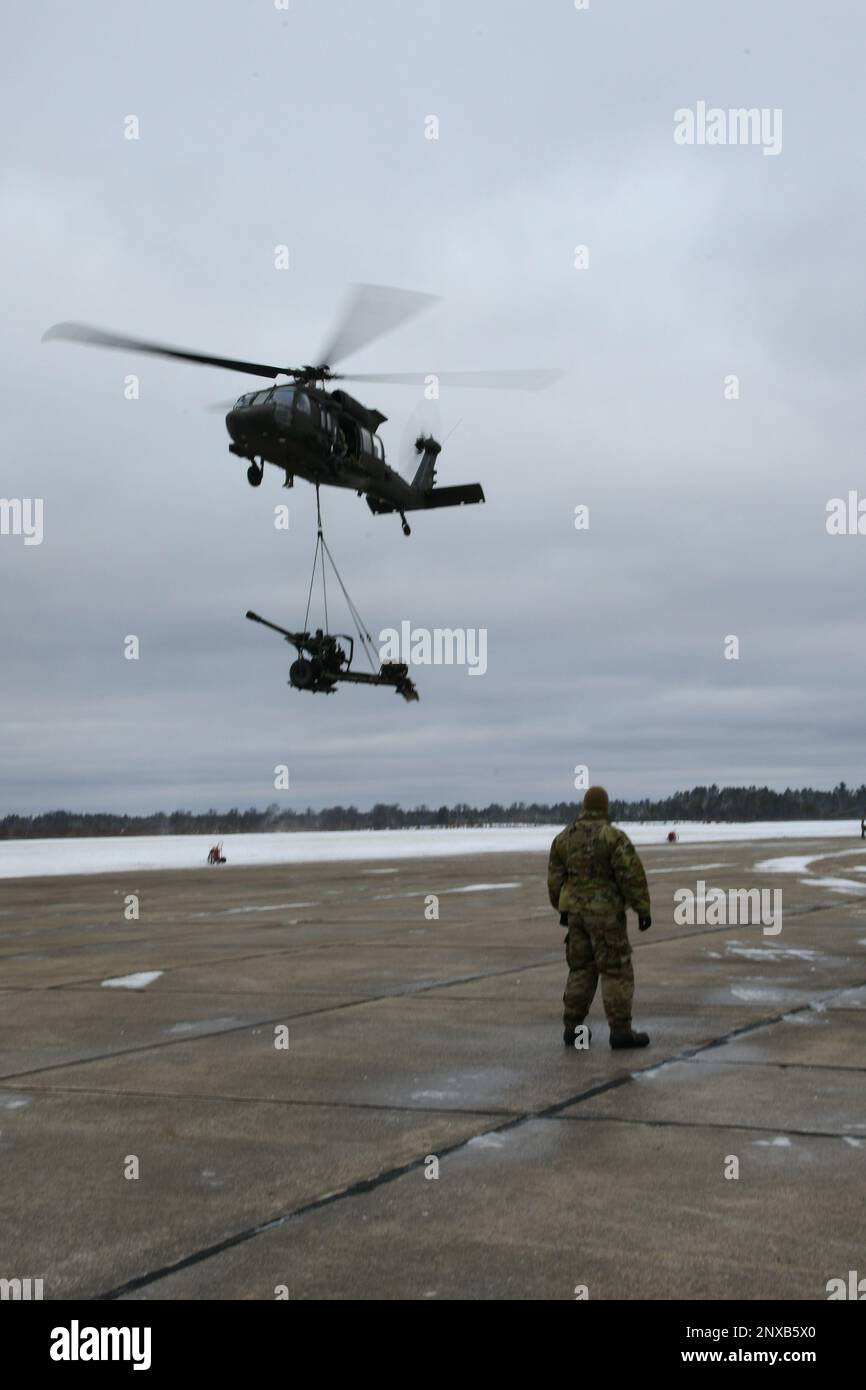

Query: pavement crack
[[553, 1114, 863, 1140]]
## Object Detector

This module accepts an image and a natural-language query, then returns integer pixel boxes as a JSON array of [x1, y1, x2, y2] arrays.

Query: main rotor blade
[[340, 369, 564, 391], [317, 284, 440, 369], [42, 322, 290, 379]]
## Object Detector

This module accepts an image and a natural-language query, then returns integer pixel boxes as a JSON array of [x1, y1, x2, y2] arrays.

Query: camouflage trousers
[[563, 911, 634, 1030]]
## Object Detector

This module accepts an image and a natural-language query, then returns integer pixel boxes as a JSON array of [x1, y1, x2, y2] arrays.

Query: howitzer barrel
[[245, 611, 299, 643]]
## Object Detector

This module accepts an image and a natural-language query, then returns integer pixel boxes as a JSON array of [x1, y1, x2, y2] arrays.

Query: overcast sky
[[2, 1, 864, 815]]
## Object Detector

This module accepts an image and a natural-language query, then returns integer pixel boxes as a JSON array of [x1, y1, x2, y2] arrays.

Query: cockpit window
[[235, 393, 255, 408], [272, 386, 295, 407], [295, 391, 311, 415], [251, 389, 272, 406]]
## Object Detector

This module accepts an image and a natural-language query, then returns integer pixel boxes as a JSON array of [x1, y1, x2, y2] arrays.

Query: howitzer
[[245, 611, 419, 702]]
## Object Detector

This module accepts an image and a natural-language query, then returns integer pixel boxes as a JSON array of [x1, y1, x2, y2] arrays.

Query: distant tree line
[[1, 783, 864, 840]]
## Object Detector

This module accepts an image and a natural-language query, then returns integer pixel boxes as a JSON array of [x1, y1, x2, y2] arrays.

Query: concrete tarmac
[[0, 835, 864, 1300]]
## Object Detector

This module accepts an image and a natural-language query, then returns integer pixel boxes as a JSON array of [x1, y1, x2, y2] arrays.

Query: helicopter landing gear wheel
[[400, 512, 411, 537], [247, 461, 264, 488]]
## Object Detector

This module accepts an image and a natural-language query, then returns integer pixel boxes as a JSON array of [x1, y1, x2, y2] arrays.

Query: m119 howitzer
[[245, 611, 419, 702]]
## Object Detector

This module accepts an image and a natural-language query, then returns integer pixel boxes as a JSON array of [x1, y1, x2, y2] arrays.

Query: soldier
[[548, 786, 652, 1049]]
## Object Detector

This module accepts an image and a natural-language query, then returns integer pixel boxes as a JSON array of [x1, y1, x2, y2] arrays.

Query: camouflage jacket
[[547, 810, 651, 918]]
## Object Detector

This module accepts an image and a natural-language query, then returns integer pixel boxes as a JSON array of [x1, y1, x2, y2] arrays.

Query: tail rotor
[[397, 398, 444, 485]]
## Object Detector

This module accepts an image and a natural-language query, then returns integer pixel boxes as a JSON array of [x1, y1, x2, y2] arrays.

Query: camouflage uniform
[[548, 809, 650, 1031]]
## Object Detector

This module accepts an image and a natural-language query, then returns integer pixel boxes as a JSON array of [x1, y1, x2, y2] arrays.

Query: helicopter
[[43, 284, 562, 536]]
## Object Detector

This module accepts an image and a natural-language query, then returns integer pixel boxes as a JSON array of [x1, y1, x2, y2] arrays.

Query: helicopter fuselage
[[226, 382, 416, 507]]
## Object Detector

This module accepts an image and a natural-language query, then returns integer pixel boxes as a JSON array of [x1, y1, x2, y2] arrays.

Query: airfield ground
[[1, 836, 864, 1300]]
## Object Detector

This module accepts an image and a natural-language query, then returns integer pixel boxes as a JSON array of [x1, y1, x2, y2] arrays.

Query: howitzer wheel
[[289, 657, 320, 690]]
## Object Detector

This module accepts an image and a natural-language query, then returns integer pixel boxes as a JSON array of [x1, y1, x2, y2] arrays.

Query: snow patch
[[467, 1131, 507, 1150], [755, 854, 818, 874], [756, 847, 866, 876], [803, 876, 866, 896], [649, 862, 730, 875], [450, 882, 522, 894], [376, 880, 521, 901], [725, 942, 821, 963], [101, 971, 163, 990], [166, 1017, 237, 1035], [220, 901, 319, 915], [730, 986, 786, 1002], [189, 902, 317, 918]]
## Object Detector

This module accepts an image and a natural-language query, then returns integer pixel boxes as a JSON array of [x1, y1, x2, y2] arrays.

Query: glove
[[638, 914, 652, 932], [559, 911, 569, 927]]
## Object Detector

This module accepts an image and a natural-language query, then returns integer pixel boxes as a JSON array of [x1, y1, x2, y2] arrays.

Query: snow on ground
[[449, 881, 522, 893], [803, 876, 866, 896], [648, 862, 730, 875], [754, 847, 865, 874], [754, 854, 819, 874], [754, 848, 866, 894], [723, 942, 822, 962], [374, 880, 521, 901], [0, 821, 862, 881], [101, 971, 163, 990]]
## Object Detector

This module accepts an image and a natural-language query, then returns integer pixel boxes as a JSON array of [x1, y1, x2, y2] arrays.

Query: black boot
[[564, 1023, 592, 1046], [609, 1026, 650, 1049]]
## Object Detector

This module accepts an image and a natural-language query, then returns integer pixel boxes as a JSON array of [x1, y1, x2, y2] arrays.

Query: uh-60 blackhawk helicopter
[[43, 284, 562, 535]]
